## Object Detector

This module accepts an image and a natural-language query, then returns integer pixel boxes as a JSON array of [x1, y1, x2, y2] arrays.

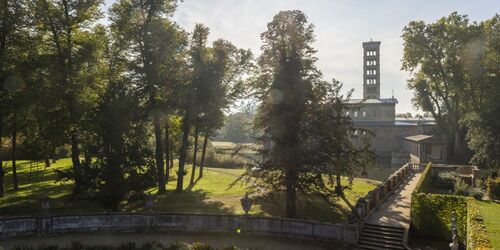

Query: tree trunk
[[70, 129, 82, 195], [12, 113, 18, 191], [153, 112, 166, 193], [164, 118, 170, 184], [198, 133, 209, 179], [176, 114, 190, 192], [44, 156, 50, 170], [285, 168, 297, 218], [170, 152, 174, 170], [190, 126, 199, 185]]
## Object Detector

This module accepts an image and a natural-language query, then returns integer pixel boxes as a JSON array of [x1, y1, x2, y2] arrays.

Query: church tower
[[362, 41, 381, 99]]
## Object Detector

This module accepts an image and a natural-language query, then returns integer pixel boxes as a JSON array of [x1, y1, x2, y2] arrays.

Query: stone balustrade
[[350, 163, 418, 223], [0, 213, 358, 244]]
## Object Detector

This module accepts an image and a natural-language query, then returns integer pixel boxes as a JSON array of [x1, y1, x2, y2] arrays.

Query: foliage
[[411, 193, 469, 243], [12, 241, 242, 250], [486, 177, 500, 200], [411, 163, 492, 247], [454, 179, 470, 196], [413, 162, 432, 194], [403, 12, 500, 168], [244, 10, 374, 218], [434, 171, 458, 190], [477, 201, 500, 249], [467, 186, 485, 200], [467, 200, 493, 250], [216, 108, 257, 143]]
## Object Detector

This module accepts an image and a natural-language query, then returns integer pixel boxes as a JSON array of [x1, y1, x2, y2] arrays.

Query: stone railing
[[0, 213, 358, 244], [350, 163, 417, 222]]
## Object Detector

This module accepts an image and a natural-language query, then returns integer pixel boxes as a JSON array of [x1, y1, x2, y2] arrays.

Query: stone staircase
[[357, 223, 406, 250]]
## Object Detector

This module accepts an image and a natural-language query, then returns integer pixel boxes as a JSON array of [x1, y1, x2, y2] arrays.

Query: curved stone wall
[[0, 213, 358, 244]]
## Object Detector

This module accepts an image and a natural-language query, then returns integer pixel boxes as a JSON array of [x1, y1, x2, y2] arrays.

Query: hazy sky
[[103, 0, 498, 114]]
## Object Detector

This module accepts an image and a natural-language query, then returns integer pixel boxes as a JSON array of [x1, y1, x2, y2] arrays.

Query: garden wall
[[0, 213, 358, 244]]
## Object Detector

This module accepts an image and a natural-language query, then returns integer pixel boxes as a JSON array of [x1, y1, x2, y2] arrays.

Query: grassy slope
[[477, 200, 500, 249], [0, 158, 378, 223]]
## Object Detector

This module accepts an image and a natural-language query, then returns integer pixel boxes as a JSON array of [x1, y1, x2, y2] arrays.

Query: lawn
[[0, 158, 379, 223], [477, 200, 500, 249]]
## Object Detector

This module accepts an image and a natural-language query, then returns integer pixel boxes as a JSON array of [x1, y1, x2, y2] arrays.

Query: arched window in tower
[[354, 111, 358, 117], [362, 111, 367, 117]]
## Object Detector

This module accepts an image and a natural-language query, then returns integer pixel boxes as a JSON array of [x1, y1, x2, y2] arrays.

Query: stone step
[[363, 223, 405, 232], [359, 231, 403, 242], [358, 235, 402, 245], [357, 239, 406, 250], [362, 227, 404, 237]]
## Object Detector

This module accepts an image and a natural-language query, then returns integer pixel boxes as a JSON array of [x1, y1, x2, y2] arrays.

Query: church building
[[348, 41, 438, 167]]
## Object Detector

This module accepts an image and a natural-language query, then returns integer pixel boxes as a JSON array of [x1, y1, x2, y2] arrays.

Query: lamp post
[[240, 193, 253, 233], [240, 193, 252, 215]]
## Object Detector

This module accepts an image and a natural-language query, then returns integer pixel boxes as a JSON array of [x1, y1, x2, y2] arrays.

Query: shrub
[[434, 171, 458, 190], [486, 177, 500, 200], [454, 179, 469, 196], [205, 153, 248, 169], [467, 187, 485, 199], [191, 242, 215, 250]]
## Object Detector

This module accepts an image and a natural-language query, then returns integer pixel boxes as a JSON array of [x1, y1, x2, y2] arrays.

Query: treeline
[[0, 1, 376, 217], [402, 12, 500, 173], [0, 0, 252, 209]]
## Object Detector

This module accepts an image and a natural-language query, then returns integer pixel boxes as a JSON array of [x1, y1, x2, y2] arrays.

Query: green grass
[[0, 158, 379, 223], [477, 200, 500, 249]]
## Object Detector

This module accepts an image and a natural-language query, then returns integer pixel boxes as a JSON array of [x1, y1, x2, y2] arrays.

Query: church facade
[[348, 41, 437, 167]]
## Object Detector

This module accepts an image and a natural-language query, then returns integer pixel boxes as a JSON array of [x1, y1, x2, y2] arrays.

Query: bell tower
[[363, 40, 381, 99]]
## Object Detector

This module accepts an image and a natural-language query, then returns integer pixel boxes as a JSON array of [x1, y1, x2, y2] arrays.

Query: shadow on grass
[[124, 189, 233, 215], [252, 194, 350, 223]]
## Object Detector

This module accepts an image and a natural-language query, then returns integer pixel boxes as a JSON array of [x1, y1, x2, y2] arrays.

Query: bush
[[205, 153, 248, 169], [434, 171, 458, 190], [191, 242, 215, 250], [486, 177, 500, 200], [467, 187, 485, 199], [454, 179, 470, 196]]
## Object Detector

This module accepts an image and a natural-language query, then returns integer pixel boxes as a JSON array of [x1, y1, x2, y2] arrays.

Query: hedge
[[411, 193, 468, 243], [411, 162, 494, 249], [413, 162, 432, 194], [467, 200, 493, 250]]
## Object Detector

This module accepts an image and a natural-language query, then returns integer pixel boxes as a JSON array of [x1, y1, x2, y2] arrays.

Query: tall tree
[[176, 24, 209, 191], [0, 0, 32, 194], [197, 39, 253, 179], [35, 0, 104, 195], [461, 15, 500, 173], [109, 0, 186, 193], [402, 12, 476, 163], [245, 10, 373, 218]]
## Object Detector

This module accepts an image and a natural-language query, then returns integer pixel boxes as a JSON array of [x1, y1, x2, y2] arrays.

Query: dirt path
[[0, 232, 331, 250]]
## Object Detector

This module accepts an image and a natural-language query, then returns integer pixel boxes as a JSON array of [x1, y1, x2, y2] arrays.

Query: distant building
[[348, 41, 440, 167]]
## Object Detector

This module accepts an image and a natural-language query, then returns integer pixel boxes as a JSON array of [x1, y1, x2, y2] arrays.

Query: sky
[[103, 0, 498, 114]]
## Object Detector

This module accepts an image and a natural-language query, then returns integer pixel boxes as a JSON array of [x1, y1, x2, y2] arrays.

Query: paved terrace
[[365, 172, 422, 229]]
